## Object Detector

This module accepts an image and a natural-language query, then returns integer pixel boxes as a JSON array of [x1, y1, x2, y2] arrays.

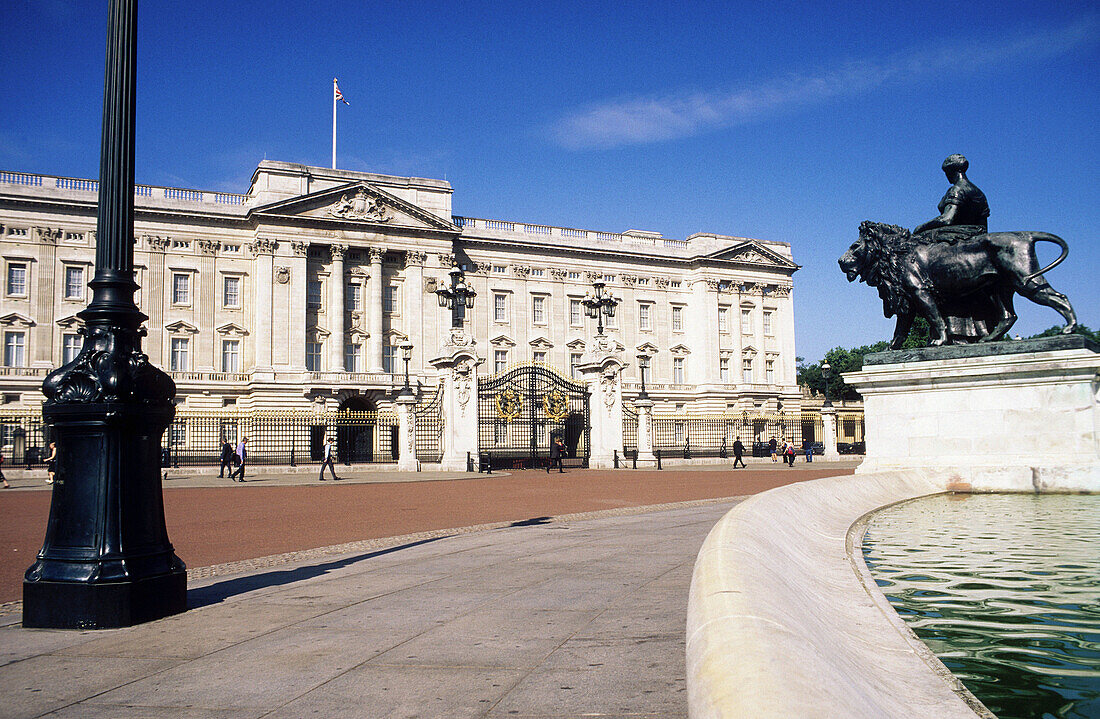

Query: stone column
[[33, 227, 58, 366], [249, 237, 276, 376], [145, 235, 168, 365], [367, 246, 385, 372], [395, 391, 419, 471], [821, 405, 840, 461], [430, 331, 482, 471], [328, 244, 346, 372], [403, 251, 426, 375], [196, 239, 218, 371], [288, 241, 309, 371], [635, 397, 657, 467], [578, 334, 625, 469]]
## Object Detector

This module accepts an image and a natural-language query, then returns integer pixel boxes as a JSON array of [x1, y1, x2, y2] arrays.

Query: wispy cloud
[[549, 17, 1097, 150]]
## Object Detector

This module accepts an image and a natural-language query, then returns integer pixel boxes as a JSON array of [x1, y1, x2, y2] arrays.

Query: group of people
[[728, 436, 816, 468], [218, 437, 249, 482]]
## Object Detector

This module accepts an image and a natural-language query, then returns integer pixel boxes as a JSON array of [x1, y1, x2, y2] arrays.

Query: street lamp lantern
[[435, 266, 477, 327], [821, 361, 833, 408], [581, 281, 619, 334], [636, 353, 651, 400], [400, 341, 413, 394]]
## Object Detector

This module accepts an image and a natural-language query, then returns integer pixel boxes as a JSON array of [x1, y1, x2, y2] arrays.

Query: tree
[[798, 318, 931, 401], [1027, 325, 1100, 343]]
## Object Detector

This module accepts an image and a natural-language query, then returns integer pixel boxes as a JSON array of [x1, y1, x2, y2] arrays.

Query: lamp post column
[[25, 0, 186, 629]]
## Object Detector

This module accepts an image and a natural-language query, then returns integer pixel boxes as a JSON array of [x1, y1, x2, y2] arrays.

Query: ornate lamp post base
[[23, 402, 186, 629]]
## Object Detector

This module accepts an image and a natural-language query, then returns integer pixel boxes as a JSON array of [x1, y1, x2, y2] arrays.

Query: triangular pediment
[[384, 329, 408, 343], [528, 336, 553, 349], [705, 241, 797, 269], [565, 338, 586, 350], [0, 312, 35, 328], [490, 334, 516, 348], [250, 181, 460, 234], [56, 314, 83, 329], [307, 324, 330, 339], [669, 343, 691, 355], [165, 320, 199, 334], [635, 342, 659, 355], [216, 322, 249, 337]]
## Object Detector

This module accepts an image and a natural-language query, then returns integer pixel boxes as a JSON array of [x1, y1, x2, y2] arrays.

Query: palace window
[[346, 283, 362, 311], [223, 276, 240, 308], [530, 268, 545, 277], [62, 333, 81, 364], [63, 266, 84, 300], [307, 280, 322, 310], [741, 308, 753, 334], [6, 263, 26, 296], [494, 350, 508, 373], [671, 305, 683, 331], [674, 421, 686, 445], [719, 357, 729, 383], [172, 273, 190, 305], [742, 358, 753, 384], [494, 423, 508, 445], [383, 284, 398, 314], [494, 293, 507, 322], [570, 299, 582, 327], [766, 359, 775, 384], [567, 271, 580, 280], [382, 344, 396, 373], [305, 342, 322, 371], [221, 340, 240, 373], [3, 332, 25, 367], [493, 265, 507, 274], [763, 311, 773, 335], [638, 303, 651, 330], [345, 343, 362, 373], [533, 350, 547, 364], [570, 352, 582, 378], [718, 306, 729, 333], [532, 296, 546, 325], [673, 357, 685, 384], [170, 337, 189, 372]]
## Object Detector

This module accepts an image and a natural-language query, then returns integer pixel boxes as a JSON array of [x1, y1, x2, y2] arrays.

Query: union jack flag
[[334, 79, 350, 105]]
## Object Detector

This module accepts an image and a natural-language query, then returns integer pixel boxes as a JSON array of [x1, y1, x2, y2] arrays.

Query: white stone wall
[[0, 164, 801, 414]]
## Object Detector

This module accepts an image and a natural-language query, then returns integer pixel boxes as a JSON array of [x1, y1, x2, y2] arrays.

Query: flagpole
[[332, 78, 337, 169]]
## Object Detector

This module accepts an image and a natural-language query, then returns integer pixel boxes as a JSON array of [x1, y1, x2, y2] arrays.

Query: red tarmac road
[[0, 466, 852, 604]]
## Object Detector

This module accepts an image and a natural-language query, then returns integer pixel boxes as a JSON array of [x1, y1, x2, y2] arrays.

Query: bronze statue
[[839, 155, 1077, 348]]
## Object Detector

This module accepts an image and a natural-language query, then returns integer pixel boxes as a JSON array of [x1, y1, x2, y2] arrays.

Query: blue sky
[[1, 1, 1096, 362]]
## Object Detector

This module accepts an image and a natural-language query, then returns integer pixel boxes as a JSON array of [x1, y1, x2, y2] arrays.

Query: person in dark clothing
[[319, 437, 341, 481], [768, 437, 778, 463], [218, 438, 234, 478], [732, 439, 746, 468], [784, 441, 796, 467], [229, 437, 248, 482], [804, 439, 814, 463], [547, 436, 565, 473]]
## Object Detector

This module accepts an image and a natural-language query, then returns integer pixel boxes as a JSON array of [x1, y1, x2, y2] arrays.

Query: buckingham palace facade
[[0, 161, 800, 415]]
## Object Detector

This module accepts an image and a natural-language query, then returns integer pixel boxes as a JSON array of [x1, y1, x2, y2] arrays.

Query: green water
[[864, 493, 1100, 719]]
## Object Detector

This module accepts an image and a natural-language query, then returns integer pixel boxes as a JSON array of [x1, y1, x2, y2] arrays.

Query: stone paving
[[0, 499, 738, 718]]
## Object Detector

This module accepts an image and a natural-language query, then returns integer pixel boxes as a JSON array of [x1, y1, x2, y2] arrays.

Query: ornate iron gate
[[478, 364, 590, 469]]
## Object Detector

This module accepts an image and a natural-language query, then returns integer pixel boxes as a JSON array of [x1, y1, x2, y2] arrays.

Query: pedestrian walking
[[768, 437, 778, 463], [229, 437, 248, 482], [44, 441, 57, 484], [319, 437, 341, 481], [0, 452, 9, 489], [784, 441, 796, 467], [218, 438, 234, 478], [547, 436, 565, 473], [732, 438, 746, 468]]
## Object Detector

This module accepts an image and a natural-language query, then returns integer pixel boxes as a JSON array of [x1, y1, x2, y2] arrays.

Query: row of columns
[[327, 244, 386, 373]]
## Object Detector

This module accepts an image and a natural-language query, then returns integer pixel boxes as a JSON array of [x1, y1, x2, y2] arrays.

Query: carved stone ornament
[[368, 246, 386, 264], [772, 285, 792, 297], [196, 239, 219, 255], [621, 275, 637, 286], [274, 266, 291, 284], [438, 253, 454, 267], [654, 277, 671, 289], [453, 358, 474, 408], [329, 244, 348, 261], [705, 278, 721, 291], [249, 237, 277, 255], [600, 366, 619, 410], [404, 250, 427, 268], [585, 271, 602, 283], [42, 323, 175, 405], [549, 268, 567, 281], [327, 188, 392, 222], [291, 240, 309, 257], [512, 265, 531, 278], [36, 227, 61, 244], [145, 235, 170, 252], [468, 262, 490, 276], [424, 277, 438, 294]]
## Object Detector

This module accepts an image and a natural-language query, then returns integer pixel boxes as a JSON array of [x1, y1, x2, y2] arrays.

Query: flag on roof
[[334, 79, 350, 105]]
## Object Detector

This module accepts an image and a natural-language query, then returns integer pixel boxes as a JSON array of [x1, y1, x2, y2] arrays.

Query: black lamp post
[[24, 0, 186, 628], [435, 266, 476, 328], [400, 341, 413, 395], [581, 281, 619, 334], [636, 353, 651, 400], [821, 361, 833, 408]]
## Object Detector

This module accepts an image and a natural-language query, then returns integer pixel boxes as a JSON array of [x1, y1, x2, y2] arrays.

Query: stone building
[[0, 161, 800, 415]]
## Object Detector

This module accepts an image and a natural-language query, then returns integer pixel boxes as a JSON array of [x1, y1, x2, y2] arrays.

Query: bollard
[[632, 448, 637, 469], [614, 449, 619, 469], [466, 451, 474, 473], [656, 449, 662, 470], [485, 452, 493, 474], [289, 446, 295, 467]]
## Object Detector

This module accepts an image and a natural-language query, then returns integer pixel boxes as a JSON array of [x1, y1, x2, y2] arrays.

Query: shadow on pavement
[[509, 516, 553, 527], [187, 536, 450, 609]]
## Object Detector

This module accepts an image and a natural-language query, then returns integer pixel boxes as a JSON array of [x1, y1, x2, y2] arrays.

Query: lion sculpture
[[839, 221, 1077, 349]]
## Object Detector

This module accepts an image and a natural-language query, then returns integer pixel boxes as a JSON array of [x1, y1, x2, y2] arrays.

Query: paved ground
[[0, 461, 858, 718]]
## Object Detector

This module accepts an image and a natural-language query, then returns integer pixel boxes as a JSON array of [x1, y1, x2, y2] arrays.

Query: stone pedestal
[[430, 330, 482, 472], [634, 398, 657, 468], [820, 405, 840, 461], [577, 335, 624, 469], [395, 391, 419, 472], [843, 336, 1100, 491]]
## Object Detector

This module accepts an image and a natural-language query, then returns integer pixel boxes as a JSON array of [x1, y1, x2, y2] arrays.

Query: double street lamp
[[435, 266, 476, 328], [582, 281, 618, 335]]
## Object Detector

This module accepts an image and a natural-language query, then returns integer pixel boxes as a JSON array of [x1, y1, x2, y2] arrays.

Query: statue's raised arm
[[840, 154, 1077, 348]]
